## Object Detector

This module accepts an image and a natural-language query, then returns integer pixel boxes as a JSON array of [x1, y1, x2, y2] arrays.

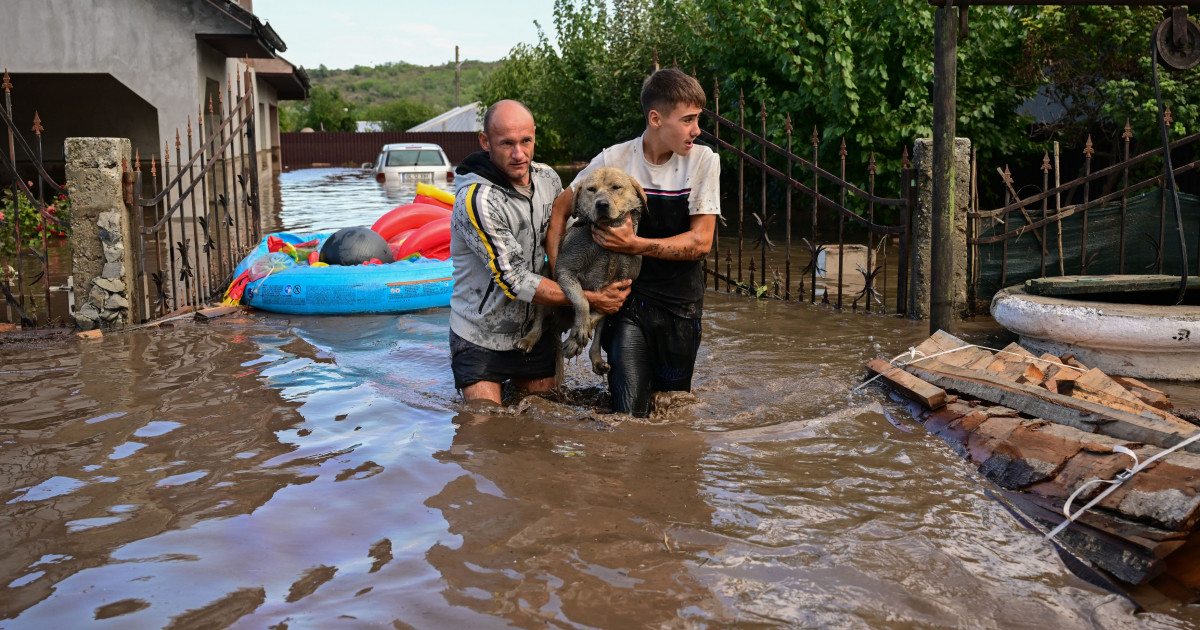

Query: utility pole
[[455, 46, 461, 108], [930, 1, 958, 334]]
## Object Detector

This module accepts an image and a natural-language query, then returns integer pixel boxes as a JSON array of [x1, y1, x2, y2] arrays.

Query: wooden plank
[[995, 488, 1165, 585], [904, 359, 1200, 454], [1065, 368, 1191, 428], [195, 305, 242, 321], [867, 359, 947, 409], [1111, 376, 1172, 410], [1017, 363, 1047, 387], [913, 330, 992, 368], [1026, 274, 1200, 297]]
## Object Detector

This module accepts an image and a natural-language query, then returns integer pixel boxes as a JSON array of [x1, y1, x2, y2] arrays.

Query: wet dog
[[516, 167, 647, 375]]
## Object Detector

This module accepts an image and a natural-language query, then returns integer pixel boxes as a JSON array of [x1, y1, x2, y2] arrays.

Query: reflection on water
[[1, 169, 1198, 628]]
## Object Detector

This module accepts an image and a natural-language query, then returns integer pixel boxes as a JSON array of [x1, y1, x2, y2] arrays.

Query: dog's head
[[573, 167, 647, 228]]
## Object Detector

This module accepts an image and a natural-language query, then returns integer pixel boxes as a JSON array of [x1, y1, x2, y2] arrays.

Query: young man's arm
[[590, 213, 716, 260]]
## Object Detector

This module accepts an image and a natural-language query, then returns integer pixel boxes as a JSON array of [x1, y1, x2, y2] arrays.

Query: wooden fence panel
[[280, 131, 480, 170]]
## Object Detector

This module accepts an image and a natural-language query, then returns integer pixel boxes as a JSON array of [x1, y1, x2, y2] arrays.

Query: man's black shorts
[[448, 328, 556, 390]]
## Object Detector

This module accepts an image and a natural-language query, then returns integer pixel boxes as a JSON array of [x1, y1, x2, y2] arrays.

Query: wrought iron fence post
[[737, 90, 745, 294], [1081, 136, 1094, 274], [245, 69, 261, 250], [785, 114, 793, 301], [34, 112, 49, 322], [897, 157, 913, 316], [760, 101, 767, 293], [837, 138, 847, 310], [811, 126, 820, 304]]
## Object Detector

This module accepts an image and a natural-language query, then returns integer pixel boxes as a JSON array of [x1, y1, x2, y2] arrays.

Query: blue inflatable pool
[[234, 232, 453, 315]]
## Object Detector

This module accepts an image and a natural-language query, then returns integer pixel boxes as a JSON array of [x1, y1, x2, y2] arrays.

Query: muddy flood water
[[2, 168, 1198, 629]]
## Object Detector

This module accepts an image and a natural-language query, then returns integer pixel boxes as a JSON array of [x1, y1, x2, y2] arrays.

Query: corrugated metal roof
[[407, 102, 483, 133]]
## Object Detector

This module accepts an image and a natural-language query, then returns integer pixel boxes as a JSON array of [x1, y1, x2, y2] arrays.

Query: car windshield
[[385, 150, 445, 167]]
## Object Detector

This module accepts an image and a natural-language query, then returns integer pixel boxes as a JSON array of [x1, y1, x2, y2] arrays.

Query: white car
[[372, 143, 454, 185]]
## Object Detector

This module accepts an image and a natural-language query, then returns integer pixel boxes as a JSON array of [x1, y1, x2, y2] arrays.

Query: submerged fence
[[0, 71, 71, 327], [699, 85, 916, 315], [280, 131, 479, 171], [968, 115, 1200, 311]]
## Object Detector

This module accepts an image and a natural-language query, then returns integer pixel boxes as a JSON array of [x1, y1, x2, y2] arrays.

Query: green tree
[[479, 0, 690, 164], [363, 99, 439, 131], [301, 85, 356, 132]]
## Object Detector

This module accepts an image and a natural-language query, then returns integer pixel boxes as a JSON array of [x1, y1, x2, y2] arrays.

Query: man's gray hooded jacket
[[449, 151, 563, 351]]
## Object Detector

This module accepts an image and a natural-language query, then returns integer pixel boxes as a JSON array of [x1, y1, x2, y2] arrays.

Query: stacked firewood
[[867, 331, 1200, 599]]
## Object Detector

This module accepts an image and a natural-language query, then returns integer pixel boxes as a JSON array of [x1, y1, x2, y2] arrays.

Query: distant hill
[[307, 60, 503, 112]]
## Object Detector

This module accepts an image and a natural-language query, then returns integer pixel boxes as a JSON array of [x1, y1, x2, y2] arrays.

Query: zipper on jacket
[[478, 281, 496, 313]]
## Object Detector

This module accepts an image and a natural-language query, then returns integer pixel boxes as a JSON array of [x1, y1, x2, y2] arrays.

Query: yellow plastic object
[[310, 262, 329, 267], [416, 181, 455, 206]]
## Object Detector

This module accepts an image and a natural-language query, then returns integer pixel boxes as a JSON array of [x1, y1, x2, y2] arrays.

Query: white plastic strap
[[1046, 431, 1200, 541]]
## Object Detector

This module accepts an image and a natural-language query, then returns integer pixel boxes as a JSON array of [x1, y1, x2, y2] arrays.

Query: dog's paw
[[592, 360, 610, 376], [514, 336, 537, 353], [563, 337, 583, 359]]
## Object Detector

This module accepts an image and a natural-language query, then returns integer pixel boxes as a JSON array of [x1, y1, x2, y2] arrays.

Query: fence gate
[[124, 69, 260, 322], [0, 71, 72, 327], [700, 84, 916, 315], [968, 118, 1200, 311]]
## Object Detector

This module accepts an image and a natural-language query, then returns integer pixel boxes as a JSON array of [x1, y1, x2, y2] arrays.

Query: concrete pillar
[[910, 137, 970, 320], [65, 138, 138, 330]]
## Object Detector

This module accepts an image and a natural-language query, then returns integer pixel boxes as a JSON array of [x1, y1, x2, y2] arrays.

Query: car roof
[[380, 143, 445, 151]]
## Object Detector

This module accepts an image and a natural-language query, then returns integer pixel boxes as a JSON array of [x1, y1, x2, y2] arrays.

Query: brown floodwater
[[1, 169, 1198, 629]]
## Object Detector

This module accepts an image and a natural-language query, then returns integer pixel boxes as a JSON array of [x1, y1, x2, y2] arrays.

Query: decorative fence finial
[[1041, 151, 1051, 173], [1084, 135, 1094, 158], [2, 70, 10, 94], [32, 111, 42, 136], [1122, 118, 1133, 140]]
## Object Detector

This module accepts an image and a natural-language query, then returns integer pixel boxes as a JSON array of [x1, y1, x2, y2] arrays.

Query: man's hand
[[583, 278, 632, 314], [592, 221, 643, 254]]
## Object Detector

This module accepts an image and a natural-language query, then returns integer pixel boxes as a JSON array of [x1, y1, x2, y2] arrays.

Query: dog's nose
[[594, 199, 610, 211]]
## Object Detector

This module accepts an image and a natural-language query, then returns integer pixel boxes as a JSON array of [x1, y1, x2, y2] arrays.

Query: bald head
[[479, 100, 537, 186], [483, 100, 534, 136]]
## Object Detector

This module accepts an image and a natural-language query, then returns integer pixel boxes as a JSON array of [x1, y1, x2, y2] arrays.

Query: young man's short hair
[[640, 68, 706, 121]]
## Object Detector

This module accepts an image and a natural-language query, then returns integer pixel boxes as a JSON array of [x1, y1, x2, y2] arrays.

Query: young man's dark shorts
[[601, 298, 702, 417], [449, 328, 557, 390]]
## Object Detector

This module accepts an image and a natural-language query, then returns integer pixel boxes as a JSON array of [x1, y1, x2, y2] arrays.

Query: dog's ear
[[631, 177, 648, 216], [571, 180, 587, 221]]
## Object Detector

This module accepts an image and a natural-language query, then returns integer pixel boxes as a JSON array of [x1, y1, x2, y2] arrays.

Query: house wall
[[0, 0, 249, 166]]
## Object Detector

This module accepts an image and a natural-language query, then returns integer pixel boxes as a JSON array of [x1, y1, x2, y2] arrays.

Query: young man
[[449, 99, 630, 406], [547, 69, 720, 417]]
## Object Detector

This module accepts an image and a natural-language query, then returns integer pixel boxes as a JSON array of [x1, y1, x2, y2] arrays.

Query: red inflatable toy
[[371, 203, 450, 241], [395, 217, 452, 261]]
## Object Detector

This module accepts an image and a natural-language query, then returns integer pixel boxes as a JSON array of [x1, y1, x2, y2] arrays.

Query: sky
[[251, 1, 558, 69]]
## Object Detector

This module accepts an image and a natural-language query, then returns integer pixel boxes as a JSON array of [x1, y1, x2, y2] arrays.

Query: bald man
[[448, 100, 631, 405]]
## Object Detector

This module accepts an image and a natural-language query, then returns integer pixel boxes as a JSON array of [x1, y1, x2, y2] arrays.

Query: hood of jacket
[[455, 151, 517, 192]]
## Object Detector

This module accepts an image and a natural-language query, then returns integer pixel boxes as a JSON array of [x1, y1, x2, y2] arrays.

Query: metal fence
[[967, 115, 1200, 311], [280, 131, 479, 170], [0, 71, 71, 327], [123, 70, 261, 320], [700, 85, 916, 315]]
